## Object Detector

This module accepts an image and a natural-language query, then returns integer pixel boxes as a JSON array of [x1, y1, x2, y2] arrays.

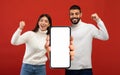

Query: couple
[[11, 5, 109, 75]]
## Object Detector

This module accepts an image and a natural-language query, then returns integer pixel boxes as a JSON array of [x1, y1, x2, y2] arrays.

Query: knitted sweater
[[69, 19, 109, 70], [11, 28, 47, 65]]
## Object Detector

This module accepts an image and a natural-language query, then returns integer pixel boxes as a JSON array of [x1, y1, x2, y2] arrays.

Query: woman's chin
[[41, 28, 47, 31], [40, 27, 47, 31]]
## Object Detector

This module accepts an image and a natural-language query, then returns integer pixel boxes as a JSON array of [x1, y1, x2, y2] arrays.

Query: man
[[65, 5, 109, 75]]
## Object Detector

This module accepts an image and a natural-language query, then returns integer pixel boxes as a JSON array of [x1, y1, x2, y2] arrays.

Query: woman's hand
[[19, 21, 25, 30]]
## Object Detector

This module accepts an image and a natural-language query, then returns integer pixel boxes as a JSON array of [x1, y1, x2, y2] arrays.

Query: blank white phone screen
[[50, 27, 70, 68]]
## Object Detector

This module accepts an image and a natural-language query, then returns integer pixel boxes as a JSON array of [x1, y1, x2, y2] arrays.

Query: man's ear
[[80, 12, 82, 17]]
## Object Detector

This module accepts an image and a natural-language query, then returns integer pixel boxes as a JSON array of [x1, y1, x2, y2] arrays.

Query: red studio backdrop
[[0, 0, 120, 75]]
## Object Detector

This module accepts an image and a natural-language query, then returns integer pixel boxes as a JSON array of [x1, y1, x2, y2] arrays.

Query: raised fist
[[91, 13, 100, 22], [19, 21, 25, 30]]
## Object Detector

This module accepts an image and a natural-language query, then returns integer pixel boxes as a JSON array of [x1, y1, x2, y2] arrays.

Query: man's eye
[[75, 13, 80, 15], [70, 13, 74, 16]]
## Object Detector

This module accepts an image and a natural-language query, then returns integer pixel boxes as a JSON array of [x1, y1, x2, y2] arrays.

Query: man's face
[[69, 9, 82, 24]]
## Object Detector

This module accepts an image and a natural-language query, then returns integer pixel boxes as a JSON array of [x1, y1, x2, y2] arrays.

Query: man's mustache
[[72, 17, 79, 19]]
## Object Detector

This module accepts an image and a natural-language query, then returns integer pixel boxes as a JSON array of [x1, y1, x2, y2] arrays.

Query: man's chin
[[72, 21, 79, 24], [71, 19, 80, 24]]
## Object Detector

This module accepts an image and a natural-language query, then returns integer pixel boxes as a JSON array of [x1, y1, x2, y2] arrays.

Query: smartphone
[[50, 26, 71, 68]]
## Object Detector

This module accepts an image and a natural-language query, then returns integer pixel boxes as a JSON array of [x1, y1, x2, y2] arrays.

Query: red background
[[0, 0, 120, 75]]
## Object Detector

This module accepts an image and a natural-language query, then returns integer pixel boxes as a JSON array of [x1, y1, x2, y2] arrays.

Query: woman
[[11, 14, 51, 75], [11, 14, 74, 75]]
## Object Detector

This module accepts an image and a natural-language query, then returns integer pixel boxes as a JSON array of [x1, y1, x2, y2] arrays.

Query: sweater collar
[[37, 28, 47, 34], [71, 20, 82, 30]]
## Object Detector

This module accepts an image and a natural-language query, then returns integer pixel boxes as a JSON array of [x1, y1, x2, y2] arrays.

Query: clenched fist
[[91, 13, 100, 22], [19, 21, 25, 30]]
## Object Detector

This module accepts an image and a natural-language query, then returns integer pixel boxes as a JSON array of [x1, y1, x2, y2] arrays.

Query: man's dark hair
[[69, 5, 81, 13]]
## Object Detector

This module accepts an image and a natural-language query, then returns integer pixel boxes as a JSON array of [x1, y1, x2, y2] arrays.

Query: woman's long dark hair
[[32, 14, 52, 35]]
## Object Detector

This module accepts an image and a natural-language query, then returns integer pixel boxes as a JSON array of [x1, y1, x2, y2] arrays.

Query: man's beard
[[70, 18, 80, 24]]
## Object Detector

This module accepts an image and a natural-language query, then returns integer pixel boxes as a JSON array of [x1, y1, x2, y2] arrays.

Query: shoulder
[[22, 31, 35, 36], [82, 21, 96, 28], [26, 31, 34, 34]]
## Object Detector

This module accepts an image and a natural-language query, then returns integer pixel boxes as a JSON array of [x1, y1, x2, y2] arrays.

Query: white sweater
[[69, 19, 109, 70], [11, 28, 47, 65]]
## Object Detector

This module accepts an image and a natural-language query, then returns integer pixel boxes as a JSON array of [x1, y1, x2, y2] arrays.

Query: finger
[[91, 13, 100, 21], [45, 41, 50, 52], [71, 56, 74, 60], [70, 51, 74, 60], [47, 47, 51, 52], [70, 36, 74, 45], [70, 36, 73, 41], [20, 21, 25, 26], [70, 50, 74, 56], [69, 44, 74, 51], [45, 35, 49, 48], [91, 14, 97, 19], [45, 35, 51, 52], [19, 21, 25, 30]]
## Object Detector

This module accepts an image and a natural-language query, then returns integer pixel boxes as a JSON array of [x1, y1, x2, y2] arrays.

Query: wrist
[[96, 18, 101, 23], [18, 27, 23, 30]]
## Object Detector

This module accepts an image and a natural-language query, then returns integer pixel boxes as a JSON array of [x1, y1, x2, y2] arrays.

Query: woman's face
[[38, 16, 50, 31]]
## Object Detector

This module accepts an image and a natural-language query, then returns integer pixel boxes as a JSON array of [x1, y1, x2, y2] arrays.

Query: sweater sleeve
[[92, 19, 109, 40], [11, 28, 30, 45]]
